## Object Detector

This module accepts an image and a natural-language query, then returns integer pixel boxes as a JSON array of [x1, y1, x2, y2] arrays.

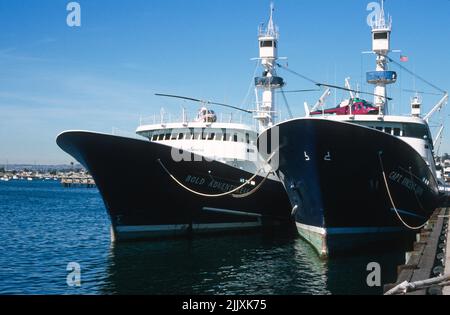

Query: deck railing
[[139, 109, 256, 127]]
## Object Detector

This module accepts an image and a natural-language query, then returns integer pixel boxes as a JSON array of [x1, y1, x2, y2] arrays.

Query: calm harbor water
[[0, 180, 407, 295]]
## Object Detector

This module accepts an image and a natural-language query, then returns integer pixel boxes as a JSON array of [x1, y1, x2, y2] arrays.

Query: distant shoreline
[[0, 164, 84, 172]]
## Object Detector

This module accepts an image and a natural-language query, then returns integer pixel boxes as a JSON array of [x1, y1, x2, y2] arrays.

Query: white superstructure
[[137, 111, 258, 171], [136, 4, 285, 177], [253, 3, 285, 132]]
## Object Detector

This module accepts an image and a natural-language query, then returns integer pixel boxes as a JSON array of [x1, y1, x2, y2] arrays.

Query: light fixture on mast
[[366, 0, 396, 116], [253, 2, 285, 132]]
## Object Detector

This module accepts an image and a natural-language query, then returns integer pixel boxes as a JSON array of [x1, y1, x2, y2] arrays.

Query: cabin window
[[233, 134, 238, 142], [246, 133, 250, 144], [402, 123, 431, 141], [178, 133, 184, 140], [164, 133, 171, 140], [208, 133, 215, 140], [393, 128, 401, 136], [260, 40, 276, 48], [384, 127, 392, 135], [171, 133, 178, 140], [158, 134, 164, 141], [374, 32, 388, 40], [376, 126, 383, 131], [152, 134, 158, 141]]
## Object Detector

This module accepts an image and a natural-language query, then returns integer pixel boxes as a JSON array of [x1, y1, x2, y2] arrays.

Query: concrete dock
[[443, 210, 450, 295], [61, 176, 96, 188], [384, 208, 450, 295]]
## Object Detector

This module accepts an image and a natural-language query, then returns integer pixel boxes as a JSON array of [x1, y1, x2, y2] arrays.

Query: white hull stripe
[[115, 221, 261, 234], [295, 222, 326, 235], [116, 224, 189, 233], [296, 222, 406, 236]]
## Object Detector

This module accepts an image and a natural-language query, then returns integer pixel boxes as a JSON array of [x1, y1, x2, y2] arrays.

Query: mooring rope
[[378, 152, 428, 230], [157, 151, 277, 198], [384, 274, 450, 295]]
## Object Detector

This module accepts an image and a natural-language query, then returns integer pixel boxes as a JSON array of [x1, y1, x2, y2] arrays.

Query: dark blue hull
[[57, 131, 293, 241], [260, 119, 440, 257]]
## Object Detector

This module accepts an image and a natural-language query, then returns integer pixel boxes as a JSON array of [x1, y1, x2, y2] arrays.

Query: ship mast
[[254, 3, 285, 131], [367, 0, 396, 116]]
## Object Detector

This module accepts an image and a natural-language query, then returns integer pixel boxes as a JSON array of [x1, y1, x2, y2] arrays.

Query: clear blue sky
[[0, 0, 449, 164]]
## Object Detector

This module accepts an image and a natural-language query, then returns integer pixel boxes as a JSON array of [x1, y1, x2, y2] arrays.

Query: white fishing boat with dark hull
[[259, 1, 448, 257], [57, 5, 294, 242], [57, 130, 292, 241]]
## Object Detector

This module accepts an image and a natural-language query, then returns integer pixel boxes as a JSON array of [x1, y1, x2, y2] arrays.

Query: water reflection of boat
[[101, 235, 326, 295], [100, 234, 407, 295]]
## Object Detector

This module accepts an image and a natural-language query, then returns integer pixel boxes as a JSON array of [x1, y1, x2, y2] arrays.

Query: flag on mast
[[400, 55, 409, 62]]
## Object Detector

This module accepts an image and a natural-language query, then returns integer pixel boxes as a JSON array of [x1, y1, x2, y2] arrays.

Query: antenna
[[276, 89, 320, 94], [268, 2, 275, 36], [403, 89, 442, 96], [155, 94, 252, 114], [316, 83, 393, 100]]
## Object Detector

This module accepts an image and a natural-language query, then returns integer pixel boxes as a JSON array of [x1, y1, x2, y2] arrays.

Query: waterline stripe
[[116, 224, 189, 232], [295, 222, 326, 235], [296, 222, 407, 236], [115, 221, 262, 234]]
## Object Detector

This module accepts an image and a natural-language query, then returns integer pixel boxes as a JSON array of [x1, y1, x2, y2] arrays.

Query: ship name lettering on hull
[[184, 175, 251, 194], [208, 179, 251, 194], [388, 171, 424, 196], [185, 175, 206, 186]]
